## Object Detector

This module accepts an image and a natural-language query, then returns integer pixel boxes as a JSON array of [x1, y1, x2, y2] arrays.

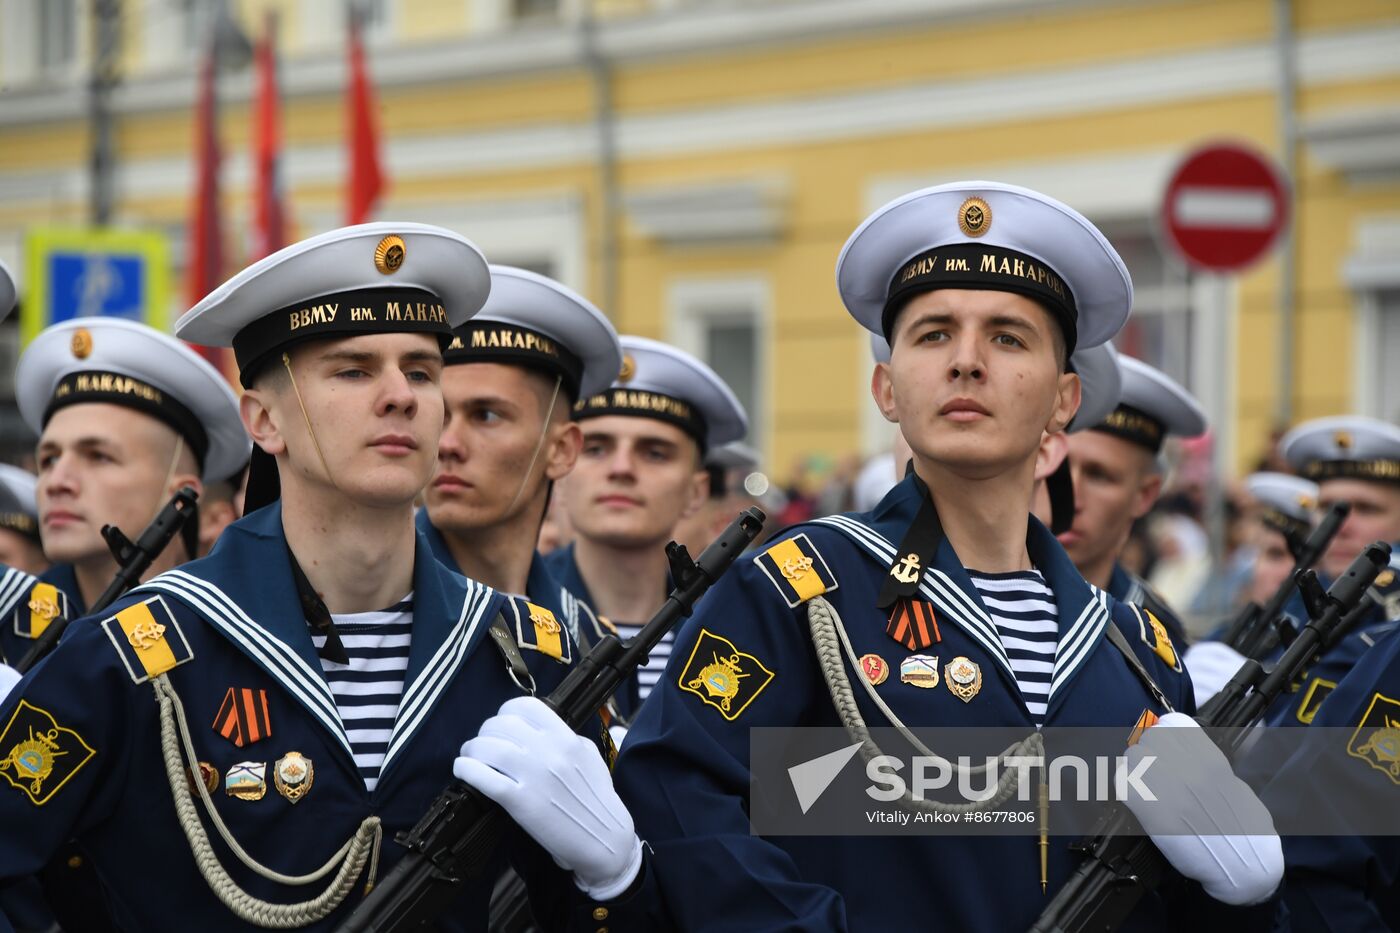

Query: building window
[[1098, 220, 1195, 391], [1371, 290, 1400, 422], [668, 279, 768, 451], [38, 0, 78, 74], [512, 0, 560, 21]]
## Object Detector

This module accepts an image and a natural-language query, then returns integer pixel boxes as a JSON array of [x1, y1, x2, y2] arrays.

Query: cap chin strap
[[281, 353, 342, 499], [503, 374, 563, 518], [153, 435, 200, 561]]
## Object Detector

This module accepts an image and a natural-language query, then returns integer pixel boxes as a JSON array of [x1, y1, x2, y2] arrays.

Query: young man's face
[[249, 333, 445, 509], [1059, 430, 1162, 572], [874, 289, 1079, 480], [562, 415, 708, 550], [426, 362, 579, 533], [36, 403, 194, 563], [1249, 523, 1294, 605], [1317, 478, 1400, 578]]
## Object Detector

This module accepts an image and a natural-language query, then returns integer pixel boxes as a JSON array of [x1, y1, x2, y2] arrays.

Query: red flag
[[250, 11, 289, 260], [185, 34, 226, 369], [346, 10, 384, 224]]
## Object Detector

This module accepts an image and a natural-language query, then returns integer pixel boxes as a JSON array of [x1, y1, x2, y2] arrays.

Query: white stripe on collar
[[815, 515, 1113, 708], [379, 577, 497, 776], [136, 570, 351, 757], [1048, 587, 1111, 700], [813, 515, 1013, 681], [0, 567, 36, 622]]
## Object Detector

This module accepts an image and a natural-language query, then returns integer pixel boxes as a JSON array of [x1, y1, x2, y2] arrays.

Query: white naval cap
[[15, 317, 250, 484], [0, 464, 39, 543], [869, 332, 891, 365], [1065, 342, 1122, 434], [707, 441, 760, 472], [1092, 355, 1206, 453], [1281, 415, 1400, 486], [837, 181, 1132, 352], [573, 335, 748, 451], [705, 442, 761, 499], [1245, 471, 1318, 539], [0, 259, 15, 322], [444, 265, 622, 401], [178, 222, 490, 386]]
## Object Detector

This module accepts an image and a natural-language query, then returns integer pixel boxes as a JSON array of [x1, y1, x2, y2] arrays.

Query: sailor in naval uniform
[[1254, 417, 1400, 728], [417, 265, 620, 655], [0, 224, 646, 932], [543, 336, 748, 722], [1058, 354, 1206, 650], [607, 182, 1283, 930], [0, 316, 249, 670], [1182, 472, 1319, 706], [1255, 604, 1400, 929], [0, 467, 45, 580]]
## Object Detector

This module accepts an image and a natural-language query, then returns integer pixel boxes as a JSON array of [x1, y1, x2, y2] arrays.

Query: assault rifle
[[1219, 502, 1349, 658], [1029, 541, 1392, 933], [17, 486, 199, 674], [337, 506, 767, 933]]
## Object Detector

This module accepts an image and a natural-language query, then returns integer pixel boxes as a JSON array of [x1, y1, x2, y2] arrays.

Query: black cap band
[[1259, 506, 1311, 542], [1303, 459, 1400, 485], [444, 322, 585, 400], [573, 388, 709, 450], [0, 512, 39, 542], [1093, 404, 1167, 454], [44, 370, 210, 471], [883, 243, 1078, 351], [233, 286, 453, 385]]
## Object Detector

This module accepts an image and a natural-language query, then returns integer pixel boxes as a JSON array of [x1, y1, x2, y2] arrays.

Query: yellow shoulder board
[[99, 595, 194, 684], [515, 601, 571, 664], [753, 533, 838, 607], [15, 582, 70, 640], [1133, 605, 1181, 673]]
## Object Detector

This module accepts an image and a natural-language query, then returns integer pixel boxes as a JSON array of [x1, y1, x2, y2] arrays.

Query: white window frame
[[665, 277, 771, 453], [1347, 216, 1400, 417]]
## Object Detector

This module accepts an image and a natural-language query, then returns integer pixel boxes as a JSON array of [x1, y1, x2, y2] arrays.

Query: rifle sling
[[1104, 618, 1174, 713], [489, 609, 537, 696]]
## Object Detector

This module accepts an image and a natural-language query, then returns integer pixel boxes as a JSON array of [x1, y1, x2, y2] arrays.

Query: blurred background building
[[0, 0, 1396, 485]]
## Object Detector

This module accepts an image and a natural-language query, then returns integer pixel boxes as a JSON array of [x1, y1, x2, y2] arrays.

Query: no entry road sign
[[1162, 142, 1290, 273]]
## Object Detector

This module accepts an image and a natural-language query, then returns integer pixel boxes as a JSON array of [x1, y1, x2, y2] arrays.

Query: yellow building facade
[[1, 0, 1397, 476]]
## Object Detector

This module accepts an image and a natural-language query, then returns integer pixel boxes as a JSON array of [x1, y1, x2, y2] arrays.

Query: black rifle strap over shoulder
[[1104, 618, 1174, 713], [488, 607, 537, 695]]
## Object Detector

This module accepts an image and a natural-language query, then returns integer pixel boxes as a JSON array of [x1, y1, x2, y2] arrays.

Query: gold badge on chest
[[944, 656, 982, 702], [274, 751, 314, 804]]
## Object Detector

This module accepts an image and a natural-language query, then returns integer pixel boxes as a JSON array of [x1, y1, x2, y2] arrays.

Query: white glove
[[0, 664, 19, 705], [1183, 641, 1247, 707], [1123, 712, 1282, 906], [453, 696, 643, 900]]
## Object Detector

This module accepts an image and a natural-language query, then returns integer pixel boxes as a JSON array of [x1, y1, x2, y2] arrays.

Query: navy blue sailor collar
[[1108, 562, 1139, 603], [133, 501, 503, 778], [812, 473, 1113, 715], [546, 541, 596, 612], [416, 507, 586, 644]]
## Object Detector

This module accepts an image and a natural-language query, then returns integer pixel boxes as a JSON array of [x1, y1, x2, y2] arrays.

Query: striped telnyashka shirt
[[967, 569, 1059, 726], [610, 624, 674, 704], [313, 596, 413, 792]]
